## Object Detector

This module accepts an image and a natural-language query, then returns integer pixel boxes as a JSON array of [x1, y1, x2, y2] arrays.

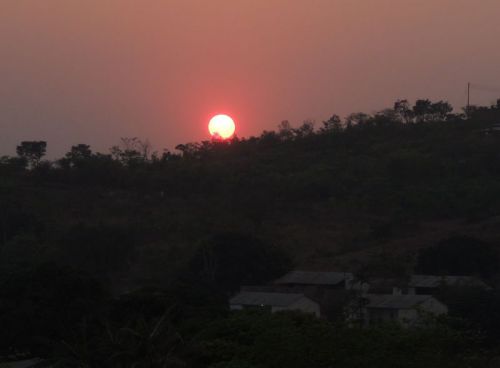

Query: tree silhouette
[[320, 114, 343, 132], [394, 99, 413, 123], [413, 99, 433, 122], [413, 99, 453, 122], [430, 101, 453, 121], [60, 144, 92, 169], [110, 137, 151, 166], [16, 141, 47, 168], [293, 120, 315, 138], [190, 232, 292, 294], [345, 112, 370, 126], [67, 144, 91, 160], [277, 120, 294, 141]]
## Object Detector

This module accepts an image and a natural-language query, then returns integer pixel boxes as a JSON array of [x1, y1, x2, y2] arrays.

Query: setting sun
[[208, 114, 235, 139]]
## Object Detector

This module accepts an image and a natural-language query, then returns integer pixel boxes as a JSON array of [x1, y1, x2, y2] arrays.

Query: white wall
[[398, 309, 418, 326], [420, 297, 448, 315], [288, 297, 321, 317]]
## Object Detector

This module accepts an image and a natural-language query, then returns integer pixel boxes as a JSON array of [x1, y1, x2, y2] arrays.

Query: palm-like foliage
[[54, 308, 185, 368]]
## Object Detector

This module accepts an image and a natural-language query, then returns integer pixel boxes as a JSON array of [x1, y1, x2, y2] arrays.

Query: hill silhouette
[[2, 99, 500, 287], [3, 98, 500, 366]]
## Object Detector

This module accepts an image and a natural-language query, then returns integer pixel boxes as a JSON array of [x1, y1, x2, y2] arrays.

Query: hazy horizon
[[2, 0, 500, 157]]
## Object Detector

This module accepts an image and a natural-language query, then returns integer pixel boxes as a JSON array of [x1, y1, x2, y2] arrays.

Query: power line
[[467, 82, 470, 111]]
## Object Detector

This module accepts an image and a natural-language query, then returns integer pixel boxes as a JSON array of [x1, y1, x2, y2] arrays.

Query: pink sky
[[1, 0, 500, 157]]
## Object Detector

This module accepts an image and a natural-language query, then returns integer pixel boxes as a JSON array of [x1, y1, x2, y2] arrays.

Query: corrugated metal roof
[[230, 292, 306, 307], [1, 359, 45, 368], [409, 275, 488, 288], [366, 294, 433, 309], [274, 271, 352, 285]]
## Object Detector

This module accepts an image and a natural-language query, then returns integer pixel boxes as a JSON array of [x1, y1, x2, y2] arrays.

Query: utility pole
[[467, 82, 470, 112]]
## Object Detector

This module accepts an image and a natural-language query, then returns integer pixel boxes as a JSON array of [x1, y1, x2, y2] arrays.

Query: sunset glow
[[208, 114, 235, 139]]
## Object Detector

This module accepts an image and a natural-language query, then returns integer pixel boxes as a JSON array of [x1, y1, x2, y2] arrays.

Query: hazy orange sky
[[2, 0, 500, 156]]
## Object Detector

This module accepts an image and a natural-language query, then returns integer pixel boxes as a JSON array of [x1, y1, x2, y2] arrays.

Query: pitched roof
[[1, 359, 44, 368], [365, 294, 434, 309], [274, 271, 352, 286], [409, 275, 489, 288], [230, 292, 307, 307]]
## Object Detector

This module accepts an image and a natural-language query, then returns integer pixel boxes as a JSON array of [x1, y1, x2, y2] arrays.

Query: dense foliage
[[1, 99, 500, 366], [416, 235, 499, 278]]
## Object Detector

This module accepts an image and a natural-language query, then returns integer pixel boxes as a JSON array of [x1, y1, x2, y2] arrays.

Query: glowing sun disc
[[209, 114, 235, 139]]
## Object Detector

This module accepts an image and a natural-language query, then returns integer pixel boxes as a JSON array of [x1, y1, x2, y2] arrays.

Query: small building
[[408, 275, 490, 295], [229, 291, 321, 317], [480, 123, 500, 135], [272, 271, 369, 319], [366, 277, 409, 295], [362, 294, 448, 327]]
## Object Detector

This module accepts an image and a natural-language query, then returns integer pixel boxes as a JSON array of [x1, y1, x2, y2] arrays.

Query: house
[[271, 271, 369, 319], [365, 277, 409, 295], [408, 275, 490, 295], [274, 271, 359, 291], [480, 123, 500, 135], [361, 294, 448, 327], [368, 274, 490, 296], [229, 291, 321, 317]]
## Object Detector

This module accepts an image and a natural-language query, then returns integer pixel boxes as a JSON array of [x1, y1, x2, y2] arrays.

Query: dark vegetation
[[2, 99, 500, 366]]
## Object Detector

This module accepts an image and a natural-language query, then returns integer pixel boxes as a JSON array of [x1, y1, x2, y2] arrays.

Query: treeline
[[2, 98, 500, 281], [2, 98, 500, 217], [2, 98, 500, 366], [2, 98, 499, 169]]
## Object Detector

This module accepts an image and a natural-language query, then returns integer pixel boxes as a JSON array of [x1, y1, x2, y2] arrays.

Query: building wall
[[398, 299, 448, 326], [230, 304, 272, 312], [289, 297, 321, 317], [366, 308, 419, 326], [398, 308, 418, 326], [366, 308, 398, 325], [365, 298, 448, 327], [420, 297, 448, 315], [271, 298, 320, 317]]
